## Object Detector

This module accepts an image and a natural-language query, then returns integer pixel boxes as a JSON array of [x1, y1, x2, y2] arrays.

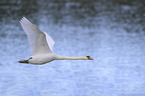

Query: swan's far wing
[[44, 32, 55, 51], [20, 17, 52, 55]]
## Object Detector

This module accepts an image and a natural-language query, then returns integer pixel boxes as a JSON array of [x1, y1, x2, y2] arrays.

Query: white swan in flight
[[18, 17, 93, 65]]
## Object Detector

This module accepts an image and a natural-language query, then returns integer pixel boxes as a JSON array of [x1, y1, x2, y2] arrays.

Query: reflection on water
[[0, 0, 145, 96]]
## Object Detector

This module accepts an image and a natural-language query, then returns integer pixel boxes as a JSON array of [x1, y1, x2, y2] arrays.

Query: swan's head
[[86, 56, 93, 60]]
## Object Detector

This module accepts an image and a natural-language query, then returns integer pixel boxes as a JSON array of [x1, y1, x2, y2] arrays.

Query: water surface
[[0, 0, 145, 96]]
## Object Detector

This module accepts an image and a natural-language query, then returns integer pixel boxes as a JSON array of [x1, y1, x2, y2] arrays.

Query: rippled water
[[0, 0, 145, 96]]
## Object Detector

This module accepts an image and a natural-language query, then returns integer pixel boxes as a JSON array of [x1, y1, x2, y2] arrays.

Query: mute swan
[[18, 17, 93, 65]]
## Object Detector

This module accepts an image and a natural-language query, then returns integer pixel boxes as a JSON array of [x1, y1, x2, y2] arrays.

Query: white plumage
[[20, 17, 53, 55]]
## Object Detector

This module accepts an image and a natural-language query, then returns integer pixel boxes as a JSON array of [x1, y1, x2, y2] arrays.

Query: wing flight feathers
[[20, 17, 55, 55], [20, 17, 42, 35]]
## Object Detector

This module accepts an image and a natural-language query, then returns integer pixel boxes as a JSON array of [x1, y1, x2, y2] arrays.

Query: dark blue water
[[0, 0, 145, 96]]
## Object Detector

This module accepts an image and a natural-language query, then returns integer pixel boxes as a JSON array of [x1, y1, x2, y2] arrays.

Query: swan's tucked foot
[[18, 59, 29, 63], [18, 57, 32, 64]]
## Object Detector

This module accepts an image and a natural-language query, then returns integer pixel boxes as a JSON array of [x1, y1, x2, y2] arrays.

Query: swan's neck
[[55, 54, 87, 60]]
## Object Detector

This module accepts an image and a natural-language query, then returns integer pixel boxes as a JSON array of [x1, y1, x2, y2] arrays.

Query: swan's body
[[18, 17, 93, 65]]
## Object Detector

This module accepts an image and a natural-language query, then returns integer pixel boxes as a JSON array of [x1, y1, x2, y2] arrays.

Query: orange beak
[[88, 57, 93, 60]]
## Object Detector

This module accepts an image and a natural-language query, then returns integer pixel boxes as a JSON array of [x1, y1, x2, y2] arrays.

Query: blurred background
[[0, 0, 145, 96]]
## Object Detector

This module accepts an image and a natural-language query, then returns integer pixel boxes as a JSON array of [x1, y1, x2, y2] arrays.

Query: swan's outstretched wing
[[20, 17, 54, 56]]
